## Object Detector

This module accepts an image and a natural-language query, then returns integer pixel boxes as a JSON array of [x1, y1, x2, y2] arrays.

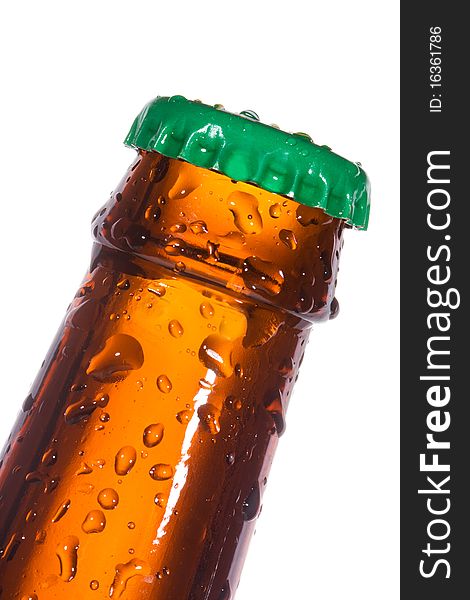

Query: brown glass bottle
[[0, 150, 346, 599]]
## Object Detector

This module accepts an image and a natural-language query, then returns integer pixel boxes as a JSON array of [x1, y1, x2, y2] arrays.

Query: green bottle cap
[[124, 96, 370, 230]]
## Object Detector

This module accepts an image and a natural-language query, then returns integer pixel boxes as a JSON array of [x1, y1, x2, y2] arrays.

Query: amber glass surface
[[0, 152, 344, 599]]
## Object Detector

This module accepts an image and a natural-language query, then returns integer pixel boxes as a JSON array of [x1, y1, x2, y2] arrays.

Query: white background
[[0, 1, 399, 598]]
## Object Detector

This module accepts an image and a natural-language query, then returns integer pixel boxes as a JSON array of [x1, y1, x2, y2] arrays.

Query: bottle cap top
[[124, 96, 370, 229]]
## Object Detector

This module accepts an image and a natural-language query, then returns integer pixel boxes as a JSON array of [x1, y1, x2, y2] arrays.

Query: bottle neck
[[93, 151, 345, 322]]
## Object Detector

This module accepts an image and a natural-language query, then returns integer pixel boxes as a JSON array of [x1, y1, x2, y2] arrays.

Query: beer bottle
[[0, 95, 370, 599]]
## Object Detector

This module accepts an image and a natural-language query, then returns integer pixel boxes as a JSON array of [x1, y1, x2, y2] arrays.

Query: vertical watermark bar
[[401, 4, 467, 598]]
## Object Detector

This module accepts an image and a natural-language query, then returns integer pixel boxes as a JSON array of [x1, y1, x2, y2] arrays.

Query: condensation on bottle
[[0, 95, 369, 599]]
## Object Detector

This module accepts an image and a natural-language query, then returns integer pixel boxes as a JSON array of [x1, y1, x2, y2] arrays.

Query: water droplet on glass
[[157, 375, 172, 394], [71, 383, 87, 393], [92, 458, 106, 470], [198, 335, 234, 377], [176, 410, 192, 424], [85, 457, 102, 471], [149, 464, 174, 481], [199, 302, 214, 319], [44, 475, 60, 494], [41, 448, 58, 466], [56, 535, 79, 582], [198, 377, 214, 390], [174, 261, 186, 272], [76, 462, 93, 476], [227, 191, 263, 234], [109, 558, 151, 598], [170, 222, 187, 233], [225, 395, 242, 411], [100, 412, 110, 423], [90, 580, 100, 590], [198, 404, 221, 435], [25, 470, 43, 484], [82, 510, 106, 533], [114, 446, 137, 476], [154, 493, 167, 509], [128, 521, 135, 529], [25, 509, 37, 523], [144, 204, 162, 223], [190, 220, 208, 235], [122, 224, 151, 250], [263, 389, 285, 436], [22, 394, 35, 412], [226, 453, 235, 466], [319, 249, 333, 282], [97, 488, 119, 510], [218, 580, 232, 600], [279, 229, 298, 250], [164, 239, 186, 256], [242, 482, 261, 521], [206, 240, 220, 260], [143, 423, 164, 448], [116, 278, 130, 290], [241, 256, 284, 296], [86, 334, 144, 382], [148, 284, 166, 297], [64, 393, 109, 424], [1, 533, 20, 560], [52, 499, 71, 523], [329, 297, 340, 320], [269, 203, 282, 218], [21, 595, 38, 600], [168, 320, 184, 337]]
